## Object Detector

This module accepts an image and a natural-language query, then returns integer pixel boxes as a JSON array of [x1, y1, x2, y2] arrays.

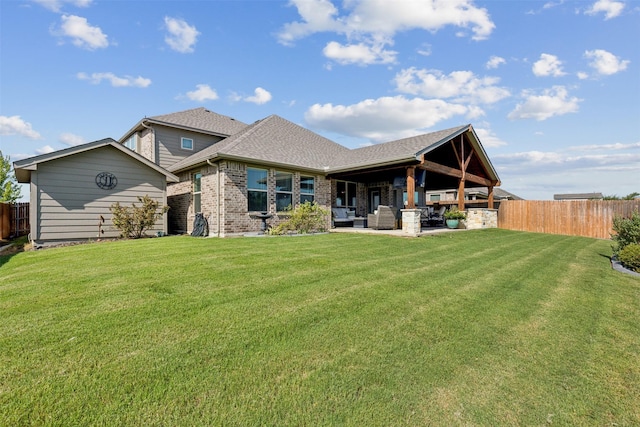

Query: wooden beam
[[406, 166, 415, 209], [488, 186, 494, 209], [420, 160, 496, 187], [458, 178, 465, 210]]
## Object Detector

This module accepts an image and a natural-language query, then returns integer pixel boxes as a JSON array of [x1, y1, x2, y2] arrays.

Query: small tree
[[110, 195, 169, 238], [0, 150, 22, 203]]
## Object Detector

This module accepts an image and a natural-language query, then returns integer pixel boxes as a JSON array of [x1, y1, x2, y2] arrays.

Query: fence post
[[1, 202, 9, 240]]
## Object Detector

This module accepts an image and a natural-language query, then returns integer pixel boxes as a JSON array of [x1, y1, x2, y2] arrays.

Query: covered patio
[[327, 124, 500, 233]]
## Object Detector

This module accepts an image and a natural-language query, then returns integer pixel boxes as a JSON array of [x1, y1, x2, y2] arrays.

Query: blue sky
[[1, 0, 638, 201]]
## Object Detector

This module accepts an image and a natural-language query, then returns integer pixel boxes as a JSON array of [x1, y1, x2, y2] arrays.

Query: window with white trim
[[193, 172, 202, 213], [181, 137, 194, 150], [247, 167, 268, 212], [300, 176, 314, 204], [275, 171, 293, 211], [123, 134, 137, 151]]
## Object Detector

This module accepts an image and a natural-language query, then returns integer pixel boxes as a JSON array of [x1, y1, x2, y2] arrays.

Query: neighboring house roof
[[13, 138, 179, 183], [553, 192, 604, 200], [119, 107, 248, 141], [466, 187, 523, 200], [169, 115, 352, 173]]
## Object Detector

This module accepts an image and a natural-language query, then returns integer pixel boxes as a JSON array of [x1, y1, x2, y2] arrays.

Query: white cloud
[[496, 149, 640, 175], [305, 96, 468, 142], [323, 40, 397, 65], [567, 141, 640, 151], [77, 72, 151, 87], [35, 145, 56, 155], [164, 17, 200, 53], [244, 87, 272, 105], [0, 116, 42, 139], [508, 86, 581, 121], [186, 84, 219, 102], [417, 43, 432, 57], [585, 0, 625, 19], [532, 53, 566, 77], [59, 132, 86, 146], [584, 49, 629, 75], [54, 14, 108, 50], [33, 0, 92, 13], [473, 125, 508, 148], [278, 0, 495, 66], [277, 0, 342, 46], [394, 68, 510, 105], [486, 55, 506, 69]]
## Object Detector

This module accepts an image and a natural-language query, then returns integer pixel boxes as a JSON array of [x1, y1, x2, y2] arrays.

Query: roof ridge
[[216, 115, 276, 154]]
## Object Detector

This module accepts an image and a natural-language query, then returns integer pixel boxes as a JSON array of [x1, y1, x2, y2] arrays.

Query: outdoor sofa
[[331, 207, 354, 227]]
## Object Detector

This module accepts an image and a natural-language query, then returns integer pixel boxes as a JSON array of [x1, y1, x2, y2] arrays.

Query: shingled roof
[[120, 107, 248, 141], [167, 116, 499, 186], [329, 125, 470, 171], [169, 115, 351, 173]]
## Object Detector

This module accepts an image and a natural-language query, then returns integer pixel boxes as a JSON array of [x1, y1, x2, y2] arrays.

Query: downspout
[[207, 159, 220, 237]]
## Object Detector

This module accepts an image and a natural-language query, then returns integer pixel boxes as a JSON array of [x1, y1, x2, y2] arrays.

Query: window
[[430, 194, 441, 202], [300, 176, 314, 204], [247, 167, 268, 212], [336, 181, 357, 208], [181, 137, 194, 150], [275, 171, 293, 211], [123, 134, 137, 151], [403, 191, 420, 206], [193, 172, 202, 213]]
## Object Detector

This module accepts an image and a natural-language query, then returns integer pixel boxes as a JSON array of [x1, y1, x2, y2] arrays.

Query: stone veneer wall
[[220, 162, 331, 236], [167, 173, 191, 235], [465, 208, 498, 230], [169, 161, 332, 237], [139, 127, 154, 163]]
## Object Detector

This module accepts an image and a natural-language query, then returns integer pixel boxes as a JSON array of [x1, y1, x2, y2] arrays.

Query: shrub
[[444, 207, 466, 220], [269, 201, 329, 235], [611, 210, 640, 256], [110, 195, 169, 239], [618, 243, 640, 273]]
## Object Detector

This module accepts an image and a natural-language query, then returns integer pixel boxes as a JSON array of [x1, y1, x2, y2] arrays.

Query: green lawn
[[1, 230, 638, 426]]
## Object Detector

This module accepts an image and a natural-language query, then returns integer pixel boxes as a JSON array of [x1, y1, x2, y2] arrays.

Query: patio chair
[[428, 206, 446, 227], [367, 205, 397, 230]]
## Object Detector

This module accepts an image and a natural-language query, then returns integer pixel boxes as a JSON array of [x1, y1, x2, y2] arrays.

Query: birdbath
[[254, 212, 273, 234]]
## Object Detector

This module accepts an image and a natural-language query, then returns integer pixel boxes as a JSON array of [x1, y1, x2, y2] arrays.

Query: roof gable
[[120, 107, 248, 141], [14, 138, 178, 183], [329, 125, 470, 171]]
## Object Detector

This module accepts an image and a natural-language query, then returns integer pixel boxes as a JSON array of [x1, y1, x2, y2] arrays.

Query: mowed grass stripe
[[1, 230, 638, 426]]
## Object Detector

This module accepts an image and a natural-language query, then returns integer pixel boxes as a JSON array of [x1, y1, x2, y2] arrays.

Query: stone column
[[401, 209, 421, 236]]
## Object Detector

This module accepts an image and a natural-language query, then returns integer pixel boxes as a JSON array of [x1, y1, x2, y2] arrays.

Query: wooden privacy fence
[[498, 200, 640, 240], [0, 202, 30, 240]]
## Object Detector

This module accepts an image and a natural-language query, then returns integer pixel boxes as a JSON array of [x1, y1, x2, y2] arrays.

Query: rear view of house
[[15, 107, 502, 243]]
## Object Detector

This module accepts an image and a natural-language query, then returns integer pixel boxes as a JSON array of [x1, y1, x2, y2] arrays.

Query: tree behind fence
[[0, 202, 29, 240], [498, 200, 640, 239]]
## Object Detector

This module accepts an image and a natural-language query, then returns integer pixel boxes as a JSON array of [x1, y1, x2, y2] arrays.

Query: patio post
[[406, 166, 415, 209], [487, 185, 494, 209]]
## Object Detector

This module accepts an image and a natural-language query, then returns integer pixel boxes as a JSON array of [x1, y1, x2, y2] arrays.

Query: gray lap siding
[[33, 146, 167, 243]]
